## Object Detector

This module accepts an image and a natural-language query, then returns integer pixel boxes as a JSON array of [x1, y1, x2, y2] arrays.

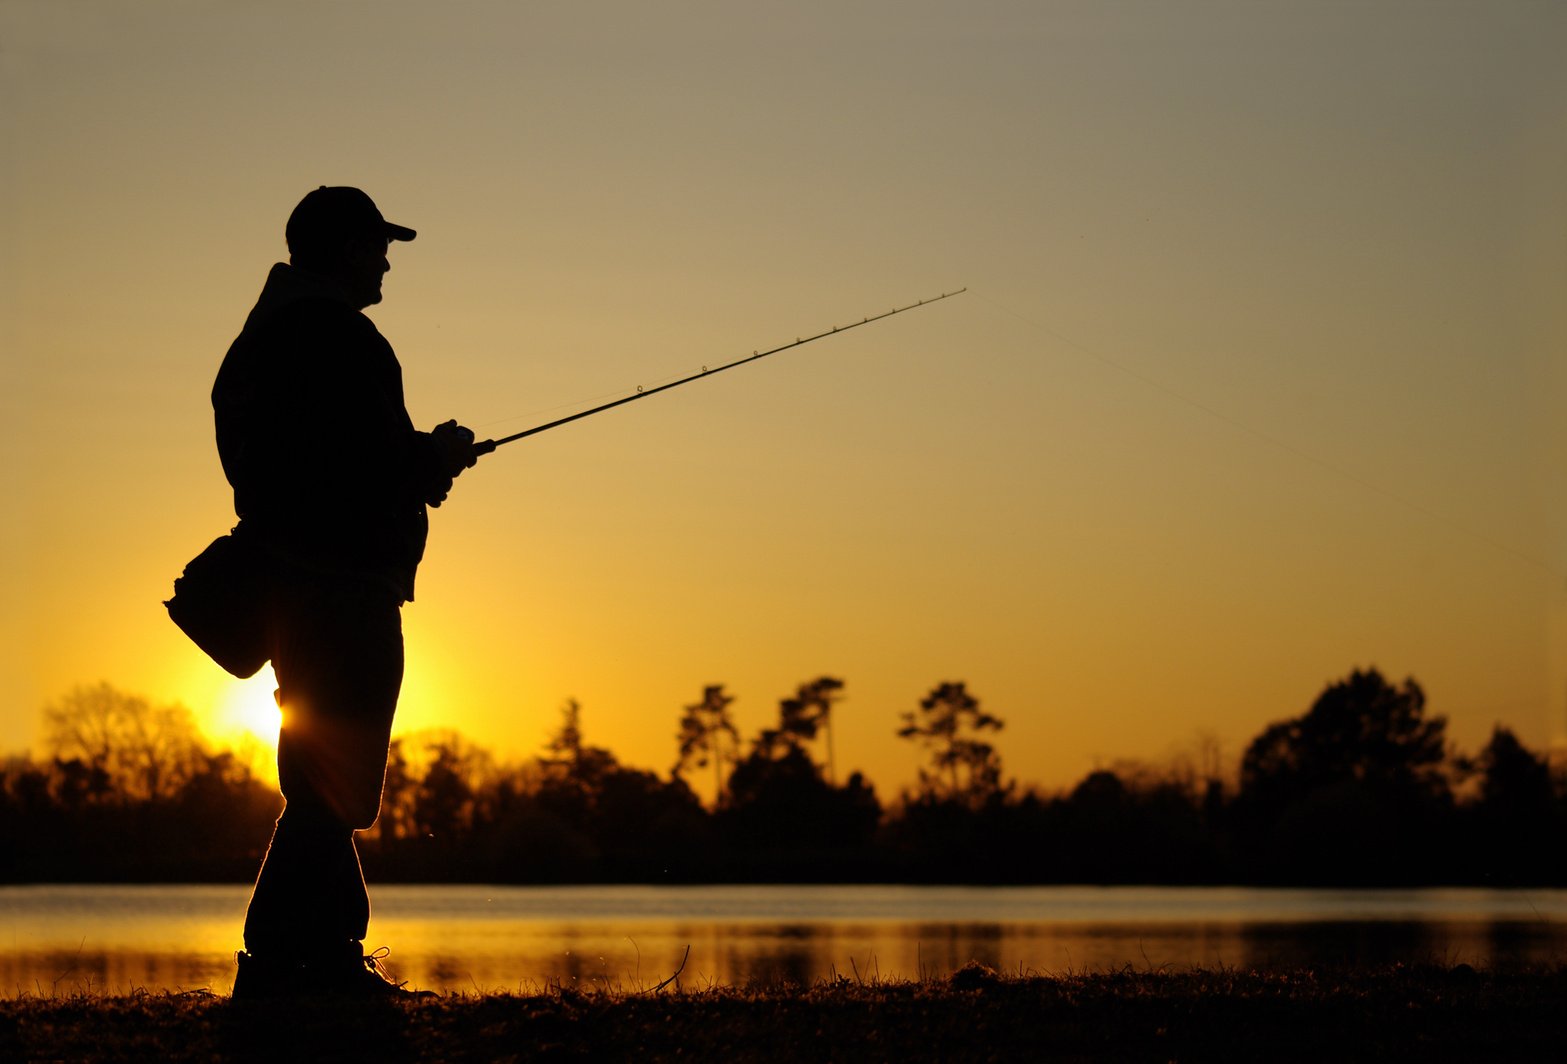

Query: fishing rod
[[474, 287, 967, 455]]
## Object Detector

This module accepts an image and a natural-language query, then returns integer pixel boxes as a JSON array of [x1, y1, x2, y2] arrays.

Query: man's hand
[[423, 474, 454, 508], [420, 420, 478, 508], [431, 419, 479, 477]]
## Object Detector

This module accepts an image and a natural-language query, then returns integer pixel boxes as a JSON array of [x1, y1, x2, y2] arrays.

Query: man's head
[[285, 186, 416, 308]]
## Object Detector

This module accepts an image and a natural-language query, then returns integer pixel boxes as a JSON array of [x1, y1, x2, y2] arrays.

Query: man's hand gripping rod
[[473, 288, 967, 456]]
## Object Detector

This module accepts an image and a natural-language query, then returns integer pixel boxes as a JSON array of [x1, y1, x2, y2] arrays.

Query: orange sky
[[4, 1, 1564, 798]]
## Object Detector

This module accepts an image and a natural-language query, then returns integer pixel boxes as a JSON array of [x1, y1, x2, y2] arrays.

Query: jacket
[[212, 263, 448, 601]]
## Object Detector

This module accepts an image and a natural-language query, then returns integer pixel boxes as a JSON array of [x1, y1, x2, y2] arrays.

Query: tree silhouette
[[752, 677, 844, 779], [1239, 668, 1449, 803], [721, 745, 881, 866], [717, 679, 879, 869], [12, 668, 1567, 886], [1235, 668, 1453, 883], [540, 699, 618, 804], [1475, 725, 1555, 811], [532, 699, 708, 878], [897, 681, 1007, 809], [1466, 725, 1564, 883], [673, 684, 740, 808], [791, 677, 844, 784], [371, 738, 417, 844], [167, 751, 278, 878], [414, 742, 475, 842], [42, 682, 206, 802], [368, 729, 498, 861]]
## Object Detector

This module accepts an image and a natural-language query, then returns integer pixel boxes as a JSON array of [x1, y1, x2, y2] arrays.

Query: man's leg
[[239, 578, 402, 991], [242, 795, 372, 960]]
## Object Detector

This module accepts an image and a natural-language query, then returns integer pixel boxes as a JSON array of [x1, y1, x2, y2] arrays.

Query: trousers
[[242, 575, 403, 960]]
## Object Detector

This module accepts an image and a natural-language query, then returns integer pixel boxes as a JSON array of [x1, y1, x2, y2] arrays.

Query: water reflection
[[2, 884, 1564, 995]]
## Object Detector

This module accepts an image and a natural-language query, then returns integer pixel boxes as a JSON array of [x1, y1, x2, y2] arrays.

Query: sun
[[217, 670, 282, 744]]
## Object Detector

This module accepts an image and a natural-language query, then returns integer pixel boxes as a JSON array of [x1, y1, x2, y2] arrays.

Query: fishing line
[[972, 290, 1562, 582]]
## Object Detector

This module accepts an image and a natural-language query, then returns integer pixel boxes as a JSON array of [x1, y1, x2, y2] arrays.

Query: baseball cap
[[285, 186, 417, 255]]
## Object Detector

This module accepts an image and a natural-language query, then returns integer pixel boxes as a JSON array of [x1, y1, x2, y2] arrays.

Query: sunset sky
[[4, 1, 1564, 798]]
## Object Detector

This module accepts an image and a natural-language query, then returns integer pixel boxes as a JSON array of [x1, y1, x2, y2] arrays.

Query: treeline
[[2, 669, 1564, 885]]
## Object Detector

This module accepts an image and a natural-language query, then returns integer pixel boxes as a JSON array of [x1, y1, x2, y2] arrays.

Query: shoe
[[232, 950, 313, 999], [232, 945, 433, 1000], [342, 946, 435, 999]]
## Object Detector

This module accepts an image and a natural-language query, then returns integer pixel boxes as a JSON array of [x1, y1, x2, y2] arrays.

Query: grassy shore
[[2, 963, 1563, 1062]]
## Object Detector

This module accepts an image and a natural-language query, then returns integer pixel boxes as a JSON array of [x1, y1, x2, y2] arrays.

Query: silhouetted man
[[215, 187, 476, 998]]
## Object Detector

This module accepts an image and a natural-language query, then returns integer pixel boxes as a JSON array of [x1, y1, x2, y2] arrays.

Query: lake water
[[2, 884, 1564, 995]]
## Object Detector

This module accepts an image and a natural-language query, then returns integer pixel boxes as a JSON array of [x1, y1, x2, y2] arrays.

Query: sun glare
[[218, 670, 282, 744]]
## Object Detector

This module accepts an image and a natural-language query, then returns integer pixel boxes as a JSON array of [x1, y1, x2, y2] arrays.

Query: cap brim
[[385, 221, 417, 242]]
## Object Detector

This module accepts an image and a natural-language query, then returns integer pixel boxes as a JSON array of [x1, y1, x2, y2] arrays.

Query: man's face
[[341, 235, 392, 309]]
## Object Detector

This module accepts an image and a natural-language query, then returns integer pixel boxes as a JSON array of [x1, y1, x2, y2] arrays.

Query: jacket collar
[[240, 262, 358, 333]]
